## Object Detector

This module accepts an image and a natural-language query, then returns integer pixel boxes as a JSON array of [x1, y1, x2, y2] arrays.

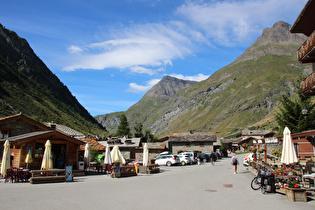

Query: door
[[52, 144, 67, 169]]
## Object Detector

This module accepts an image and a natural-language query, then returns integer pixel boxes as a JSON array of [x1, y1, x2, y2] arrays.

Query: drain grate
[[223, 184, 233, 188]]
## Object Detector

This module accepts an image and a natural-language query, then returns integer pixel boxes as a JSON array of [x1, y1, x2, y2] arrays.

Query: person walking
[[231, 153, 239, 174], [210, 152, 215, 166]]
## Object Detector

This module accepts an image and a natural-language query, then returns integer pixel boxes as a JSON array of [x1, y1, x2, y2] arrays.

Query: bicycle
[[251, 176, 262, 190], [250, 166, 274, 194]]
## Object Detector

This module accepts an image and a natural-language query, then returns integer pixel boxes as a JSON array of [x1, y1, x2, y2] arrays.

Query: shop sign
[[265, 138, 278, 144]]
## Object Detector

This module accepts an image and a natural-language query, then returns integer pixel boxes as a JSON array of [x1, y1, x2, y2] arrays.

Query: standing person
[[231, 153, 239, 174], [210, 152, 215, 166]]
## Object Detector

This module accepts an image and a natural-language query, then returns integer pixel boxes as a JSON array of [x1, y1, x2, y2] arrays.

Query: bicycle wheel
[[251, 177, 261, 190]]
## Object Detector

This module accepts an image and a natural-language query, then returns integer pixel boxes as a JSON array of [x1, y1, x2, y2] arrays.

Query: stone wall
[[171, 142, 214, 154]]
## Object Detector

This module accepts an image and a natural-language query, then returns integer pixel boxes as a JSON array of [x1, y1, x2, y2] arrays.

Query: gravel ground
[[1, 153, 314, 210]]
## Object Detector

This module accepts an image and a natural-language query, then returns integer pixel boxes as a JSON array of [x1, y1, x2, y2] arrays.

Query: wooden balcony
[[297, 30, 315, 63], [301, 72, 315, 96]]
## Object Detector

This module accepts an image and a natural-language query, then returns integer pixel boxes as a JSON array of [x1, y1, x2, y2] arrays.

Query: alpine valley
[[0, 21, 311, 137], [95, 21, 312, 138]]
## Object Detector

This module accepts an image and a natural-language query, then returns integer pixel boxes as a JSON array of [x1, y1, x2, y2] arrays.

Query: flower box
[[285, 188, 307, 202]]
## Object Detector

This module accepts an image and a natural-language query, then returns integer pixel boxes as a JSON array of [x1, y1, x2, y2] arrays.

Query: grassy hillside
[[0, 24, 106, 135]]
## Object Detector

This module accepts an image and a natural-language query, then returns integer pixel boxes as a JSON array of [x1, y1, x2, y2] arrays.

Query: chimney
[[50, 122, 56, 130]]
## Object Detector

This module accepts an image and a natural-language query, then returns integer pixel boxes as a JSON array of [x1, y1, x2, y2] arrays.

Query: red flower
[[294, 184, 299, 188]]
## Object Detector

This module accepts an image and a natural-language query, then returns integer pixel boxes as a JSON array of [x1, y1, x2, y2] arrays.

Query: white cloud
[[168, 73, 209, 81], [63, 22, 197, 72], [176, 0, 307, 46], [128, 79, 161, 93], [62, 0, 307, 73], [67, 45, 83, 54]]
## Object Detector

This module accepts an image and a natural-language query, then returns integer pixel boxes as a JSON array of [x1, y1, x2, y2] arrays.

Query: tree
[[134, 122, 144, 138], [275, 84, 315, 134], [142, 129, 157, 142], [116, 113, 130, 137]]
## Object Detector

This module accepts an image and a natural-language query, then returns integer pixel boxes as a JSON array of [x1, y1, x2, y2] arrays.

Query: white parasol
[[84, 143, 91, 169], [143, 143, 149, 167], [104, 143, 112, 165], [110, 145, 125, 165], [281, 126, 298, 165]]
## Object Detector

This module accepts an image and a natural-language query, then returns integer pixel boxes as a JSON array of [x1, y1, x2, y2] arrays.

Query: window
[[200, 142, 204, 147], [186, 142, 190, 147], [0, 130, 10, 139]]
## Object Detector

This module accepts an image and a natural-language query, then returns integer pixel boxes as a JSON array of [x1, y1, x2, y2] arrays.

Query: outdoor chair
[[5, 169, 14, 183]]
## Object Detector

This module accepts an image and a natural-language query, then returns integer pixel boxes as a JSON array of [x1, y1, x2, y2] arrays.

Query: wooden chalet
[[277, 129, 315, 159], [290, 0, 315, 96], [0, 114, 84, 170]]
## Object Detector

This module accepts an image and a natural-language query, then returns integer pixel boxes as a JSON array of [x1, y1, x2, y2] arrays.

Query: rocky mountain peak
[[144, 75, 197, 98], [235, 21, 306, 63]]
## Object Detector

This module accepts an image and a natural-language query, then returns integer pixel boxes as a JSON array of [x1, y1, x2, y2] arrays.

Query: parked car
[[155, 155, 180, 166], [204, 152, 217, 162], [177, 154, 192, 165], [216, 152, 223, 159], [179, 151, 198, 164], [197, 153, 210, 163], [243, 153, 254, 167]]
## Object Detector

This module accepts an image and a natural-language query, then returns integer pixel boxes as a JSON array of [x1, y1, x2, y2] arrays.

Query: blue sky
[[0, 0, 307, 116]]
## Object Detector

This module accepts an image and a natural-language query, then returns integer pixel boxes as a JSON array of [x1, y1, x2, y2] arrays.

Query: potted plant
[[285, 179, 307, 202], [270, 148, 282, 158], [258, 148, 265, 154], [251, 148, 257, 153]]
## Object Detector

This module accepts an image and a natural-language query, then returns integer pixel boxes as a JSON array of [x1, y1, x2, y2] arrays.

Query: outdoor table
[[302, 173, 315, 187]]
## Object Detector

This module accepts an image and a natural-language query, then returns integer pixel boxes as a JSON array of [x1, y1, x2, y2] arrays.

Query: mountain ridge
[[0, 23, 106, 135], [95, 21, 311, 137]]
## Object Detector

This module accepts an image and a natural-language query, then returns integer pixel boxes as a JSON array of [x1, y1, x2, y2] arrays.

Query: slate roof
[[242, 129, 275, 136], [98, 137, 141, 148], [45, 122, 85, 139], [169, 132, 217, 142], [145, 142, 166, 150]]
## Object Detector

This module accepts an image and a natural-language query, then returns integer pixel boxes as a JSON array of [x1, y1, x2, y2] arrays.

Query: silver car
[[177, 154, 192, 165], [155, 155, 180, 166]]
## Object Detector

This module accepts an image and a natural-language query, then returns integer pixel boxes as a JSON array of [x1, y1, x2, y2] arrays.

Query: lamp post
[[302, 108, 308, 116], [301, 108, 308, 131]]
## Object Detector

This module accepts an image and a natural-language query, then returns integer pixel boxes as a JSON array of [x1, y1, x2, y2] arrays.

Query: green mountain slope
[[0, 24, 106, 135], [96, 21, 311, 137]]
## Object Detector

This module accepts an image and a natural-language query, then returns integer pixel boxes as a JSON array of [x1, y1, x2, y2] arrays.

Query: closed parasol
[[143, 143, 149, 167], [84, 143, 91, 169], [104, 143, 112, 165], [41, 140, 53, 170], [281, 126, 298, 165], [110, 145, 125, 164], [25, 150, 33, 168], [1, 140, 10, 175]]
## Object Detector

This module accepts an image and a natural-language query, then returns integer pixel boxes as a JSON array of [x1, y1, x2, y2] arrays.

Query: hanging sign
[[265, 138, 278, 144]]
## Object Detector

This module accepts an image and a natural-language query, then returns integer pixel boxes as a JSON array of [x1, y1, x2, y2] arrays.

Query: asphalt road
[[1, 153, 315, 210]]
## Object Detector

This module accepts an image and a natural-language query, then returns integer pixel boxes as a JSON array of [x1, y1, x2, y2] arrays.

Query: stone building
[[135, 142, 167, 163], [99, 137, 141, 160], [168, 131, 217, 154]]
